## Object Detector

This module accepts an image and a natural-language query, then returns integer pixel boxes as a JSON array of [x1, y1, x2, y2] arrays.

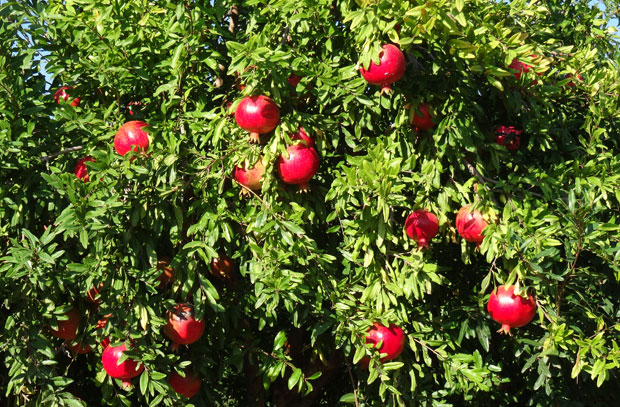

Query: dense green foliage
[[2, 0, 620, 405]]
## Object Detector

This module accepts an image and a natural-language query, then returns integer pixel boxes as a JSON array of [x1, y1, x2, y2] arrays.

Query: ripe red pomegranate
[[234, 158, 265, 194], [455, 204, 488, 246], [74, 156, 96, 181], [66, 339, 91, 354], [86, 283, 104, 306], [209, 252, 237, 284], [234, 95, 280, 143], [360, 323, 406, 367], [169, 371, 202, 398], [163, 303, 205, 349], [360, 44, 406, 93], [50, 308, 81, 340], [156, 257, 175, 289], [54, 86, 81, 107], [566, 72, 583, 87], [102, 342, 144, 387], [288, 73, 302, 88], [509, 56, 542, 82], [495, 126, 522, 151], [291, 127, 315, 147], [277, 142, 319, 191], [404, 209, 439, 248], [114, 121, 149, 156], [411, 104, 434, 132], [487, 285, 537, 335]]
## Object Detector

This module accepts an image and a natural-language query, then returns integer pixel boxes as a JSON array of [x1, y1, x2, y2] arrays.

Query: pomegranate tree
[[234, 158, 265, 194], [85, 283, 104, 306], [169, 371, 202, 398], [54, 86, 81, 107], [101, 342, 144, 387], [494, 126, 522, 151], [404, 209, 439, 248], [49, 308, 81, 340], [163, 303, 205, 349], [455, 204, 488, 246], [487, 285, 537, 335], [234, 95, 280, 143], [114, 120, 149, 156], [360, 44, 406, 93], [411, 104, 434, 132], [74, 156, 96, 181], [277, 134, 319, 192], [360, 322, 406, 367]]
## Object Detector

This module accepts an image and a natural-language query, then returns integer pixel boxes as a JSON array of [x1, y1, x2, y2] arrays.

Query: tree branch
[[40, 146, 83, 162]]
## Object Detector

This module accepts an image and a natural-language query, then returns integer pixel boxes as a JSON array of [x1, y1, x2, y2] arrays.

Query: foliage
[[1, 0, 620, 406]]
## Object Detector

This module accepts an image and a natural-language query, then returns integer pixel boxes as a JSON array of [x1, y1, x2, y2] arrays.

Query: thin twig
[[40, 146, 83, 162], [344, 358, 360, 407]]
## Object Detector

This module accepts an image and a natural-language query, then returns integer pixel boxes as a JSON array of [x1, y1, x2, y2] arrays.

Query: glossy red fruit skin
[[54, 86, 81, 107], [455, 204, 488, 246], [74, 156, 96, 181], [234, 159, 265, 192], [405, 210, 439, 248], [102, 343, 144, 386], [411, 104, 434, 132], [169, 371, 202, 398], [277, 144, 319, 191], [234, 96, 280, 143], [360, 44, 406, 93], [114, 121, 149, 156], [291, 127, 315, 147], [50, 308, 81, 340], [494, 126, 522, 151], [288, 73, 302, 88], [163, 304, 205, 349], [487, 285, 537, 335], [361, 323, 406, 367], [508, 59, 531, 80]]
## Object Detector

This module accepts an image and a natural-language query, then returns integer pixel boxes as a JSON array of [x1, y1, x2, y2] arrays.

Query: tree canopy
[[2, 0, 620, 406]]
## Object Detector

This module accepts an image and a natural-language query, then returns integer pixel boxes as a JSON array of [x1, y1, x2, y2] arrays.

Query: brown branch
[[40, 146, 83, 162], [344, 358, 360, 407]]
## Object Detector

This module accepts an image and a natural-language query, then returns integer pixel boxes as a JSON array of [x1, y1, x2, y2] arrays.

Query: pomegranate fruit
[[360, 323, 406, 367], [50, 308, 81, 340], [209, 252, 237, 283], [290, 127, 315, 147], [114, 120, 149, 156], [455, 204, 488, 246], [404, 209, 439, 248], [288, 73, 302, 88], [74, 156, 96, 181], [169, 371, 202, 398], [234, 95, 280, 143], [487, 285, 537, 335], [411, 104, 434, 132], [277, 142, 319, 192], [360, 44, 406, 93], [495, 126, 522, 151], [102, 342, 144, 387], [234, 158, 265, 194], [156, 257, 175, 289], [54, 86, 81, 107], [86, 283, 104, 306], [163, 303, 205, 349]]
